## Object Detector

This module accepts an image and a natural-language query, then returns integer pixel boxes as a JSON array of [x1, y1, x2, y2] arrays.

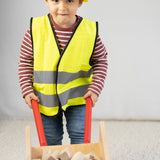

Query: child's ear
[[45, 0, 48, 6], [79, 1, 83, 7]]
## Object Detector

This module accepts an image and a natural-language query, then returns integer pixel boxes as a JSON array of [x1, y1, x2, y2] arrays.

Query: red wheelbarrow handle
[[31, 99, 47, 146], [32, 97, 92, 146], [84, 97, 93, 143]]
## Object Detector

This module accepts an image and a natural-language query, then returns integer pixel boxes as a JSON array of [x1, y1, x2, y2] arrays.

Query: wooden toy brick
[[47, 150, 60, 160], [59, 147, 72, 160], [71, 152, 85, 160]]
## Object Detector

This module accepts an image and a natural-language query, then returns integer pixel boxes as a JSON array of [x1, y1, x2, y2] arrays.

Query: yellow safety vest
[[31, 15, 98, 116]]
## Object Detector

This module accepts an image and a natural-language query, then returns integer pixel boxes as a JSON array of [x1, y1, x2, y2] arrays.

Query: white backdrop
[[0, 0, 160, 120]]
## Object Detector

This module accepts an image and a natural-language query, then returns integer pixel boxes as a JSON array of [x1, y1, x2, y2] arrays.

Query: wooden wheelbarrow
[[26, 98, 110, 160]]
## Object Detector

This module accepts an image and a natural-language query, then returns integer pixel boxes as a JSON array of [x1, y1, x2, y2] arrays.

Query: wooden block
[[48, 150, 60, 160], [42, 148, 52, 160], [84, 154, 90, 160], [71, 152, 85, 160], [84, 152, 100, 160], [59, 147, 72, 160]]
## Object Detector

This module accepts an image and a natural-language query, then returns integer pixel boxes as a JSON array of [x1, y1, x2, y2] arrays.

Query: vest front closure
[[48, 15, 83, 108]]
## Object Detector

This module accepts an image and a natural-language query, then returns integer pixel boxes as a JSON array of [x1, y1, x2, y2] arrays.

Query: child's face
[[45, 0, 83, 28]]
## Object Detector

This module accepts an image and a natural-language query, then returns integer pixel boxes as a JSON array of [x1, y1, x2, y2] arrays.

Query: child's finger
[[28, 100, 32, 108], [25, 96, 32, 108], [84, 91, 91, 99], [90, 93, 98, 107], [90, 96, 96, 107], [25, 93, 39, 109], [32, 94, 40, 102]]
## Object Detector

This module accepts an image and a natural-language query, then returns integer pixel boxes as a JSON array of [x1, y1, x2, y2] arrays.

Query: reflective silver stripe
[[34, 90, 59, 107], [34, 85, 89, 107], [59, 84, 89, 106], [34, 71, 56, 84], [34, 69, 92, 84], [58, 69, 92, 84]]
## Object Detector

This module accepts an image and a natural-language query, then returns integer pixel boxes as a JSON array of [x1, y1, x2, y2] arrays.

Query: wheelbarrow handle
[[32, 97, 92, 146], [31, 99, 47, 146], [84, 97, 93, 143]]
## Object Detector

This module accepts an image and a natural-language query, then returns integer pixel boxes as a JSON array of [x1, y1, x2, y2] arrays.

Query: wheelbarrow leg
[[26, 126, 32, 160], [99, 122, 110, 160]]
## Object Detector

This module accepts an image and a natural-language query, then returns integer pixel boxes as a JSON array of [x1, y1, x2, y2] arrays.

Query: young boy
[[19, 0, 108, 145]]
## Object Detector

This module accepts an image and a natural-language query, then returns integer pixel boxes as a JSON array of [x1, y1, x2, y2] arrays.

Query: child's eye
[[67, 0, 73, 3], [52, 0, 59, 2]]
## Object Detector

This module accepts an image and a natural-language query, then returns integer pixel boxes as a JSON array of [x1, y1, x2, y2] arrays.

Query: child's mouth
[[58, 14, 68, 16]]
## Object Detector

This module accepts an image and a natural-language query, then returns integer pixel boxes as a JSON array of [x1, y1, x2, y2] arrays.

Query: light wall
[[0, 0, 160, 119]]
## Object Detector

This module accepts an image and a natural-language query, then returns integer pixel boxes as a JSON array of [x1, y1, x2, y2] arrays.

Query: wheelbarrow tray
[[26, 121, 110, 160]]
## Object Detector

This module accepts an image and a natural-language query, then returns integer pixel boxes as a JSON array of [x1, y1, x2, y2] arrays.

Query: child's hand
[[84, 90, 98, 107], [25, 93, 40, 109]]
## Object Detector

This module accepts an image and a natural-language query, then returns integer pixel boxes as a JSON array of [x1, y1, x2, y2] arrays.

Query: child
[[19, 0, 108, 145]]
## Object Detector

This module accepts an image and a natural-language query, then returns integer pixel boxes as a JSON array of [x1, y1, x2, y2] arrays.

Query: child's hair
[[80, 0, 83, 3]]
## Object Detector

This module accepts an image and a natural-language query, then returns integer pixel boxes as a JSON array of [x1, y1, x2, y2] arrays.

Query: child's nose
[[59, 2, 67, 11]]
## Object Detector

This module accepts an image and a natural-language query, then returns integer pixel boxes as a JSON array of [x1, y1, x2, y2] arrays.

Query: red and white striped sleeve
[[18, 29, 34, 98], [88, 35, 108, 96]]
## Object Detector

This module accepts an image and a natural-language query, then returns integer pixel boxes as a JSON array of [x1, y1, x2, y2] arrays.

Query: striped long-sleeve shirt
[[18, 14, 108, 98]]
